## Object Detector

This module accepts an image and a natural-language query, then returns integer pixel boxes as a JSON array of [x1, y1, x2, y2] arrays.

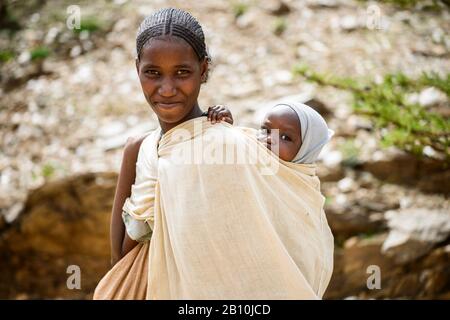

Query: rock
[[3, 202, 24, 223], [317, 163, 345, 182], [321, 149, 343, 167], [407, 87, 447, 107], [304, 98, 333, 119], [70, 45, 82, 58], [72, 64, 93, 84], [381, 208, 450, 264], [17, 51, 31, 65], [339, 15, 360, 32], [308, 0, 339, 9], [0, 172, 117, 299], [235, 10, 259, 29], [361, 148, 450, 195], [325, 233, 398, 299], [44, 27, 60, 45], [325, 234, 450, 299], [337, 177, 356, 193], [261, 0, 291, 15], [418, 87, 447, 107], [325, 202, 386, 239]]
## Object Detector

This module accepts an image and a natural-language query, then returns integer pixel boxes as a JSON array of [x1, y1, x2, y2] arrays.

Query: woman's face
[[136, 36, 207, 127], [258, 105, 302, 162]]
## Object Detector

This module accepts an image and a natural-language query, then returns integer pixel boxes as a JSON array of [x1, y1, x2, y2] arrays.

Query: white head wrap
[[273, 102, 334, 164]]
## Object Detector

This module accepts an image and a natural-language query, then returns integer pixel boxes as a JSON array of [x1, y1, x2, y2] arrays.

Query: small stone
[[418, 87, 447, 107], [235, 11, 258, 29], [4, 203, 24, 223], [338, 177, 356, 193], [322, 149, 343, 167], [44, 27, 60, 45], [262, 0, 291, 16], [309, 0, 339, 9], [18, 51, 31, 64], [70, 45, 82, 58], [340, 15, 359, 31]]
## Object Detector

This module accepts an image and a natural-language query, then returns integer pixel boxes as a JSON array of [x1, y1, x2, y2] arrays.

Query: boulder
[[381, 208, 450, 264], [325, 234, 450, 299], [361, 148, 450, 195], [0, 172, 117, 299]]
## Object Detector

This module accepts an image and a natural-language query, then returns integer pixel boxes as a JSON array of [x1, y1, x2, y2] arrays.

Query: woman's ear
[[135, 58, 140, 76], [200, 57, 208, 83]]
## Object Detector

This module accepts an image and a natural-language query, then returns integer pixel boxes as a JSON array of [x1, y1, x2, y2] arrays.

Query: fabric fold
[[95, 116, 334, 300]]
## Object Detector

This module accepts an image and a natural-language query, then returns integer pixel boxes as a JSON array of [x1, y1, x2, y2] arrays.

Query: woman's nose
[[158, 77, 177, 97]]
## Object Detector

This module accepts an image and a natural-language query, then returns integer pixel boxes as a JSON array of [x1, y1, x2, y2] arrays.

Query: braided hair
[[136, 8, 211, 82]]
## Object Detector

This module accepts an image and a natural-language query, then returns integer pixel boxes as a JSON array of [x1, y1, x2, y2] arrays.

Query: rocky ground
[[0, 0, 449, 299]]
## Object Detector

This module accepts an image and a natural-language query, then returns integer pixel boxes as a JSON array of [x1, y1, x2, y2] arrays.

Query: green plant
[[42, 163, 56, 178], [72, 17, 102, 34], [272, 17, 287, 36], [359, 0, 448, 9], [0, 50, 14, 63], [30, 46, 50, 61], [339, 139, 361, 167], [232, 2, 249, 18], [293, 65, 450, 162]]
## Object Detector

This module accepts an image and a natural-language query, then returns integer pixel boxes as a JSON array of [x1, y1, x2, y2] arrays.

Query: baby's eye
[[280, 134, 291, 141]]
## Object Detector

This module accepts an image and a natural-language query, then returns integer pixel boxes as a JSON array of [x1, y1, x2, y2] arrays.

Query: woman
[[95, 8, 334, 300]]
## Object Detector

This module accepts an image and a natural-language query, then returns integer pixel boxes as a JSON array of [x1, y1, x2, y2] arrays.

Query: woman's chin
[[155, 112, 189, 125], [153, 107, 186, 123]]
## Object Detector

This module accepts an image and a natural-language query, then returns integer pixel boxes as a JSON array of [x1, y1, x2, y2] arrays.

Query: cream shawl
[[94, 117, 334, 300]]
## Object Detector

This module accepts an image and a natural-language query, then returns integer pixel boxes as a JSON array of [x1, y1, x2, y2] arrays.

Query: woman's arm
[[110, 134, 148, 266]]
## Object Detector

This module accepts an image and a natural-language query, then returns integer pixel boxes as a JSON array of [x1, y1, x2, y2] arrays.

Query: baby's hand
[[207, 105, 234, 125]]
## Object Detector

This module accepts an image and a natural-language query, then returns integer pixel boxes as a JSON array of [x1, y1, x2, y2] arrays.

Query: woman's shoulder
[[124, 128, 159, 155], [124, 133, 148, 154]]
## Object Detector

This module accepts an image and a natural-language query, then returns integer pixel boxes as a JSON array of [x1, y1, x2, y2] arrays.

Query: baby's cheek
[[279, 143, 298, 162]]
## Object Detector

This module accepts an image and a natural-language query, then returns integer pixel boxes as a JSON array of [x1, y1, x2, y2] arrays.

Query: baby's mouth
[[257, 136, 271, 150]]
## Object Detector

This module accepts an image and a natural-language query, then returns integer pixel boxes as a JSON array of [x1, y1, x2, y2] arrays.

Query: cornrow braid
[[136, 8, 208, 62]]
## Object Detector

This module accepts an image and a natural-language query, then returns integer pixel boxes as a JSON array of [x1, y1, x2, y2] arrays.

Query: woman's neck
[[159, 103, 204, 134]]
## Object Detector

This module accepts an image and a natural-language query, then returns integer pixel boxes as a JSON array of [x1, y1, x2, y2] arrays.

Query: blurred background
[[0, 0, 449, 299]]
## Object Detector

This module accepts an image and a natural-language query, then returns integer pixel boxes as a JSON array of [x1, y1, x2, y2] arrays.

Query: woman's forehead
[[139, 36, 198, 65]]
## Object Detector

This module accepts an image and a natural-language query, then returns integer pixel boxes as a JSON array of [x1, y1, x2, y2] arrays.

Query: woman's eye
[[145, 70, 159, 76], [176, 69, 190, 76]]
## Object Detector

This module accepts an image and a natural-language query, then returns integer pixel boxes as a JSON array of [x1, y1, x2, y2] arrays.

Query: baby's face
[[258, 105, 302, 162]]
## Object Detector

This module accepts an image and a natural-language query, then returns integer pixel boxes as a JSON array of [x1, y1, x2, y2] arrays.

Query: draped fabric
[[94, 117, 334, 299]]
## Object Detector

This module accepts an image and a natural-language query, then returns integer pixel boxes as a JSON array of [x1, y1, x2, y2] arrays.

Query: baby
[[206, 101, 334, 164]]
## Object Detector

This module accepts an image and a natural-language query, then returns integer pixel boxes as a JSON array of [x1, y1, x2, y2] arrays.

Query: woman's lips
[[156, 102, 183, 109]]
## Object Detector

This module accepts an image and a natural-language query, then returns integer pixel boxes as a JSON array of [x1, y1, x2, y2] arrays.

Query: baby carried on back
[[94, 101, 335, 300]]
